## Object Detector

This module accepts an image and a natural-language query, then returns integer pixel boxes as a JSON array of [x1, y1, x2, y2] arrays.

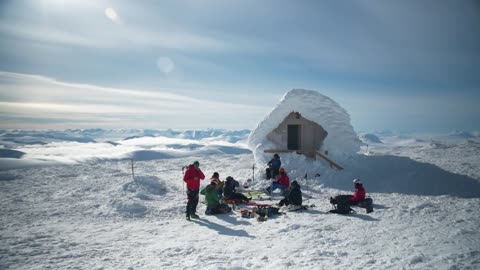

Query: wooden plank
[[264, 149, 293, 153], [263, 149, 344, 171], [264, 149, 314, 154], [316, 151, 344, 170]]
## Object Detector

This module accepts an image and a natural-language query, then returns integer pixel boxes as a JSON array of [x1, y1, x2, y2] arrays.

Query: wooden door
[[287, 125, 301, 150]]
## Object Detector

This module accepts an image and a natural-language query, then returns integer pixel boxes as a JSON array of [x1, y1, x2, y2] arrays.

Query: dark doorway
[[288, 125, 301, 150]]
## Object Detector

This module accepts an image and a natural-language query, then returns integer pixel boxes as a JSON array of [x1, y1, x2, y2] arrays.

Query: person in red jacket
[[349, 179, 366, 205], [183, 160, 205, 220], [266, 167, 290, 195]]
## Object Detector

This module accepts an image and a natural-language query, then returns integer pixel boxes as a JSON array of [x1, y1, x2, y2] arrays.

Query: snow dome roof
[[248, 89, 360, 158]]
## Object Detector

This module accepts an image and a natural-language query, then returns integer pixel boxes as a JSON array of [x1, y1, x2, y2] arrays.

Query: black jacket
[[224, 178, 240, 198], [287, 184, 302, 206]]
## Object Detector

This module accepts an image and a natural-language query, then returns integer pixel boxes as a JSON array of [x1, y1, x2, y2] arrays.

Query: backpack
[[329, 195, 354, 214], [255, 206, 280, 217], [358, 197, 374, 213]]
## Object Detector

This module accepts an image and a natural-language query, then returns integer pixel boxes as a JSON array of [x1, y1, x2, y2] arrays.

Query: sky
[[0, 0, 479, 132]]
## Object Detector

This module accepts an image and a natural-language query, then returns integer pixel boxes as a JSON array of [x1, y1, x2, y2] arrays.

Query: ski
[[244, 201, 272, 207]]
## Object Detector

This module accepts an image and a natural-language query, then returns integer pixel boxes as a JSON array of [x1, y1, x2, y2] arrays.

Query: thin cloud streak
[[0, 72, 270, 129]]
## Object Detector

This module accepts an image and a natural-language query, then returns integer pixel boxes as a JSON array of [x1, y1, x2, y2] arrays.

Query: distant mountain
[[448, 131, 478, 139], [360, 134, 383, 144], [372, 130, 394, 136], [0, 129, 251, 148], [0, 130, 95, 147], [123, 134, 156, 141], [0, 149, 25, 158]]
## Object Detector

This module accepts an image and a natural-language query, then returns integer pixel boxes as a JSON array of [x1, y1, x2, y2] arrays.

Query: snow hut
[[248, 89, 361, 170]]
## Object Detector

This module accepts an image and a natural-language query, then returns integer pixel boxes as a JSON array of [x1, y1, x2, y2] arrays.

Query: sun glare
[[105, 8, 120, 24]]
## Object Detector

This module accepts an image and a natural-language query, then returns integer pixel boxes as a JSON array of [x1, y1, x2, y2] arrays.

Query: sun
[[105, 7, 120, 24]]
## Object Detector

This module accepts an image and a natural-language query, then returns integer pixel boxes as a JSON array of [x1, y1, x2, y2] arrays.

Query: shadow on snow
[[322, 154, 480, 198], [192, 218, 254, 238]]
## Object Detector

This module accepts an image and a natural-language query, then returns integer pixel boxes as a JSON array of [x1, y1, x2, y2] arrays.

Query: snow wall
[[248, 89, 361, 179]]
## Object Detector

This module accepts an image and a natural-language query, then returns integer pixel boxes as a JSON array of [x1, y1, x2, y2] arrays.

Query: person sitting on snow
[[201, 179, 231, 215], [210, 172, 224, 197], [224, 176, 251, 203], [349, 179, 366, 205], [265, 167, 290, 195], [278, 180, 302, 209], [350, 179, 374, 213], [329, 179, 373, 214], [266, 154, 281, 180]]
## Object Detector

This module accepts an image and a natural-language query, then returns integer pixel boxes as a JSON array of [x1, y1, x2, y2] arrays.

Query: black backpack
[[329, 195, 354, 214]]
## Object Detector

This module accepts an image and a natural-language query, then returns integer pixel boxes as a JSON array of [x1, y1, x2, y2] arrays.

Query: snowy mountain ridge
[[0, 128, 251, 147]]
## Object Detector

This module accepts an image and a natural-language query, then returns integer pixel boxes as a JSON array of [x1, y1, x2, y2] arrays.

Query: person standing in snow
[[266, 154, 281, 180], [266, 167, 290, 195], [183, 161, 205, 220], [200, 178, 231, 215], [278, 180, 302, 208]]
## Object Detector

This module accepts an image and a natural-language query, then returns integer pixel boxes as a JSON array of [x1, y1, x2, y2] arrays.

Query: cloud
[[0, 72, 270, 129], [0, 13, 260, 53], [7, 133, 250, 167]]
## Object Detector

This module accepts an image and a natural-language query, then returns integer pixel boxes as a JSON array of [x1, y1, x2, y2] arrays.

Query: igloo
[[248, 89, 361, 170]]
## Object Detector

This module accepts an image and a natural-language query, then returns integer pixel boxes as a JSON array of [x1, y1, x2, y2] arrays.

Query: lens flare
[[156, 57, 175, 74]]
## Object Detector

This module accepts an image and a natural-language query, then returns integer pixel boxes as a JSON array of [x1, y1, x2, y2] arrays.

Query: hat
[[193, 161, 200, 166], [226, 176, 234, 181], [273, 154, 280, 158], [353, 179, 362, 185], [210, 172, 219, 180]]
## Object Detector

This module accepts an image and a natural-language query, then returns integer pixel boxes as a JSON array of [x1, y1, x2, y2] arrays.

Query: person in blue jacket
[[266, 154, 281, 180]]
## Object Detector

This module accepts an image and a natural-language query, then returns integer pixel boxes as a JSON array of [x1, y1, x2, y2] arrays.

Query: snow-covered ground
[[1, 129, 480, 269]]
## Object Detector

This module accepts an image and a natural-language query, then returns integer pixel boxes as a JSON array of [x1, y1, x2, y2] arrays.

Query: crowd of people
[[183, 154, 372, 220]]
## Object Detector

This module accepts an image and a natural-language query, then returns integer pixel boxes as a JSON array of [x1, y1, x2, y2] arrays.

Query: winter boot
[[190, 213, 200, 219], [186, 214, 191, 221]]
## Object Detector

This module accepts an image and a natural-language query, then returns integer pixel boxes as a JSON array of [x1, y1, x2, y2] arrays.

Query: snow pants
[[278, 198, 301, 207], [266, 183, 287, 196], [186, 189, 199, 216], [266, 168, 279, 180], [205, 203, 232, 215], [278, 198, 289, 206]]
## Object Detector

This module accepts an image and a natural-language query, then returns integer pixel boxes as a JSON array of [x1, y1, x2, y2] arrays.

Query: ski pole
[[131, 159, 136, 183], [252, 164, 255, 184]]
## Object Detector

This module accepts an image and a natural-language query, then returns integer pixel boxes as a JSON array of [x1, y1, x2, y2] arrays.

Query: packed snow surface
[[248, 89, 361, 167], [1, 129, 480, 269]]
